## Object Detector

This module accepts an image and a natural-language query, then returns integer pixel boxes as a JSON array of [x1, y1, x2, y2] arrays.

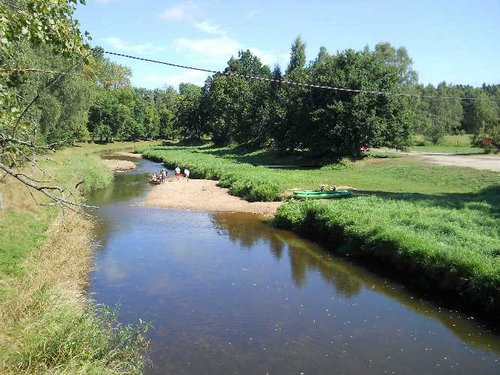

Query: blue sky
[[75, 0, 500, 90]]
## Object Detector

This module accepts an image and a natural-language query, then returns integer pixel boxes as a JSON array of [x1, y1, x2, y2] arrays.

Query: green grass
[[140, 145, 499, 199], [410, 145, 484, 154], [0, 142, 153, 374], [140, 144, 500, 313], [409, 134, 484, 154], [0, 212, 51, 280], [9, 303, 148, 374]]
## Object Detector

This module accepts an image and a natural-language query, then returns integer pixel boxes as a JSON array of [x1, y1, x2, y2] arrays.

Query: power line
[[104, 50, 498, 102]]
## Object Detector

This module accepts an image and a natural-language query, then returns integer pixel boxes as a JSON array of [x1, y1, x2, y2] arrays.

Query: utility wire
[[104, 50, 498, 102]]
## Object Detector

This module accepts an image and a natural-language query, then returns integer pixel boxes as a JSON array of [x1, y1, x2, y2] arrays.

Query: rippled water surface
[[89, 156, 500, 374]]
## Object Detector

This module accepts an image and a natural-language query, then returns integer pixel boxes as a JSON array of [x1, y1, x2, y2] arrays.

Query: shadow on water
[[88, 154, 500, 374]]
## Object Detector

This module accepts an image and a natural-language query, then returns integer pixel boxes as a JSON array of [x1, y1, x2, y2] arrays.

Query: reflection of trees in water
[[209, 213, 500, 352], [284, 237, 362, 297], [212, 213, 362, 296], [211, 213, 267, 249], [89, 173, 149, 205], [269, 235, 284, 260]]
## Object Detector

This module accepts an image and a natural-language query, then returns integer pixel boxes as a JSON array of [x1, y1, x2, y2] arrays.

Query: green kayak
[[293, 189, 353, 199]]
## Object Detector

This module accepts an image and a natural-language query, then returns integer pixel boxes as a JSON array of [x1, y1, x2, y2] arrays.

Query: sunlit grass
[[0, 142, 152, 374]]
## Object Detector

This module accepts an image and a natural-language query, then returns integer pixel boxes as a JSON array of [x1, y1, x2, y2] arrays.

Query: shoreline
[[0, 144, 149, 373], [142, 178, 282, 217]]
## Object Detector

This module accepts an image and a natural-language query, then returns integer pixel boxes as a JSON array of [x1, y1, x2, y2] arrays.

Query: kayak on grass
[[293, 189, 353, 199]]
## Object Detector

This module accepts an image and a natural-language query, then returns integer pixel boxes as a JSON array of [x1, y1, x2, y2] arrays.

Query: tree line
[[89, 38, 499, 155], [2, 1, 499, 170]]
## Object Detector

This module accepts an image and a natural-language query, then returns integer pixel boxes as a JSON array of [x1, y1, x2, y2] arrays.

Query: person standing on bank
[[175, 166, 181, 180], [184, 168, 190, 181]]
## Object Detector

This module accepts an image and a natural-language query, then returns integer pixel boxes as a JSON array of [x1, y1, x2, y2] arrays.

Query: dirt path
[[411, 152, 500, 172], [142, 178, 282, 217]]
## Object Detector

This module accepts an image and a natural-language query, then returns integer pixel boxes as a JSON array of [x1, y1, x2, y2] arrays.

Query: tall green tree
[[175, 83, 203, 140]]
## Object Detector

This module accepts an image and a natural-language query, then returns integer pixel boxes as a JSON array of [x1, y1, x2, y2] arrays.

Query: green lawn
[[409, 134, 485, 154], [140, 144, 500, 313], [141, 145, 499, 199]]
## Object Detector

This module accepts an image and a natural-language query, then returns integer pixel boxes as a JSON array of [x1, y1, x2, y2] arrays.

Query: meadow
[[140, 144, 500, 314]]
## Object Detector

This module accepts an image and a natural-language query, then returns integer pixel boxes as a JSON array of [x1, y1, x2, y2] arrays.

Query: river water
[[88, 156, 500, 374]]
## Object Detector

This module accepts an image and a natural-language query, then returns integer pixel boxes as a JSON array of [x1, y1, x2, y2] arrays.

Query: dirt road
[[411, 152, 500, 172]]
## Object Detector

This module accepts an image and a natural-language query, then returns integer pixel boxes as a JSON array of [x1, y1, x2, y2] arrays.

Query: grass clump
[[9, 302, 148, 374], [61, 153, 114, 193], [275, 197, 500, 312]]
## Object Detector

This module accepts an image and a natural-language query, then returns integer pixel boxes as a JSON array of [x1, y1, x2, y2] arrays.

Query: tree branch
[[0, 161, 98, 214]]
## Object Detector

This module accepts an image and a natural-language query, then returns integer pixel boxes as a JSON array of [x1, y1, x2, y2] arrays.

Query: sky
[[75, 0, 500, 90]]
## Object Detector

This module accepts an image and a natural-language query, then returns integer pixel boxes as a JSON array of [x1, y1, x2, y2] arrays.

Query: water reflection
[[211, 212, 500, 352], [213, 212, 363, 296]]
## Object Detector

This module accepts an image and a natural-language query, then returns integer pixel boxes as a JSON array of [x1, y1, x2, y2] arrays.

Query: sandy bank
[[142, 178, 282, 216], [102, 159, 137, 172]]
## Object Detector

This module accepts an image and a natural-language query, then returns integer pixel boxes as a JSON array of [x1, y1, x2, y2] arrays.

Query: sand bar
[[142, 178, 282, 217], [102, 159, 137, 172]]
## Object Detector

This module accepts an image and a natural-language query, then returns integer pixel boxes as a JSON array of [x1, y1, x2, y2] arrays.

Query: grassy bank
[[0, 142, 153, 374], [275, 197, 500, 313], [141, 145, 499, 199], [140, 144, 500, 314]]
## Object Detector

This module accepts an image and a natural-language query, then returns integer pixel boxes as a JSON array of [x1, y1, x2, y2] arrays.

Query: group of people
[[149, 167, 190, 184], [175, 166, 190, 181], [149, 168, 168, 184]]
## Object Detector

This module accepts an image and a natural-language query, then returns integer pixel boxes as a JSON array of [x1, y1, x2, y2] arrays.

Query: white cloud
[[174, 36, 240, 64], [194, 21, 226, 36], [248, 47, 281, 67], [159, 2, 198, 22], [105, 36, 165, 54], [144, 70, 207, 88], [174, 35, 286, 68]]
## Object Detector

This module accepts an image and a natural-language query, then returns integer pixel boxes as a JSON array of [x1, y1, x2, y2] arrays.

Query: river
[[88, 155, 500, 374]]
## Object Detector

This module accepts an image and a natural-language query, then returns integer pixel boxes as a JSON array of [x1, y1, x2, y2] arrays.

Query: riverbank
[[0, 142, 155, 373], [143, 178, 281, 216], [139, 145, 500, 317]]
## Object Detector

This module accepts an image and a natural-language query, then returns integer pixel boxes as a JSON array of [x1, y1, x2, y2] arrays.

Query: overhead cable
[[104, 50, 498, 102]]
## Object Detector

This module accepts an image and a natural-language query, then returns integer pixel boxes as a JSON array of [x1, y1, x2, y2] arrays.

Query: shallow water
[[88, 156, 500, 374]]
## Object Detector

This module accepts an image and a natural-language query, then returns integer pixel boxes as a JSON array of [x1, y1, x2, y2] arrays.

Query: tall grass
[[0, 143, 149, 374]]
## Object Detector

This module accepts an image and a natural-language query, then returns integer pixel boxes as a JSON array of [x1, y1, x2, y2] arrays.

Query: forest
[[94, 41, 500, 156]]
